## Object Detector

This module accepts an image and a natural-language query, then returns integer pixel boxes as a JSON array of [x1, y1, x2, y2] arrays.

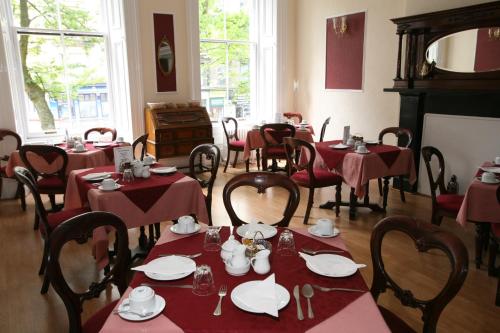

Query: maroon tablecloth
[[129, 228, 368, 333]]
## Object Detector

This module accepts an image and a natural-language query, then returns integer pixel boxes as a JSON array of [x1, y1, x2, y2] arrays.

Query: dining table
[[64, 165, 209, 269], [4, 141, 127, 177], [456, 162, 500, 269], [99, 226, 390, 333], [306, 140, 416, 219]]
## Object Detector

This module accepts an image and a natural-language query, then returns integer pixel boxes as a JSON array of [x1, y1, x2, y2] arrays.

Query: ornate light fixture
[[488, 27, 500, 40], [332, 16, 348, 36]]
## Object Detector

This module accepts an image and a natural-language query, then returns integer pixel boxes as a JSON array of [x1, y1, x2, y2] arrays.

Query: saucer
[[98, 184, 122, 191], [150, 167, 177, 174], [329, 143, 349, 150], [72, 149, 88, 153], [82, 172, 112, 182], [170, 223, 201, 235], [364, 140, 379, 145], [355, 149, 370, 154], [308, 225, 340, 238], [117, 295, 165, 321], [143, 256, 196, 281], [476, 177, 500, 184]]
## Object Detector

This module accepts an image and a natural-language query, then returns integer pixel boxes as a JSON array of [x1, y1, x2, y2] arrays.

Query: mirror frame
[[157, 36, 175, 76], [389, 1, 500, 90]]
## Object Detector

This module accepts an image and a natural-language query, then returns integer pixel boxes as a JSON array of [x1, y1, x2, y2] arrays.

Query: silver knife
[[293, 285, 304, 320], [140, 283, 192, 289]]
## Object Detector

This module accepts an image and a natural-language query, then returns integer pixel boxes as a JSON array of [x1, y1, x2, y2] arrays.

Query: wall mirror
[[426, 28, 500, 73], [158, 37, 175, 76]]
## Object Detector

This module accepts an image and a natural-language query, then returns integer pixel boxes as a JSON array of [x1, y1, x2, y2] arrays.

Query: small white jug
[[230, 244, 248, 268], [250, 249, 271, 275]]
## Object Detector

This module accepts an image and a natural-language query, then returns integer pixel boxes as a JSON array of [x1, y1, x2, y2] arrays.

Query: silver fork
[[301, 248, 344, 255], [213, 284, 228, 316], [312, 284, 366, 293]]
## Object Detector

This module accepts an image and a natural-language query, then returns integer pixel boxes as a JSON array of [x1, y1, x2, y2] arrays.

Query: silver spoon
[[301, 284, 314, 319]]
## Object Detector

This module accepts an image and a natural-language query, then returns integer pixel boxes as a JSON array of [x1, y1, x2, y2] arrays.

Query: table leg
[[382, 177, 390, 211], [138, 226, 148, 250], [475, 223, 490, 269], [256, 149, 261, 170], [349, 188, 357, 220]]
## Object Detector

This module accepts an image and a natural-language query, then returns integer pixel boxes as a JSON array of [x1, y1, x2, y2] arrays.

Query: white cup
[[481, 172, 496, 183], [495, 156, 500, 165], [75, 143, 85, 152], [116, 136, 124, 143], [101, 178, 116, 190], [178, 215, 195, 233], [316, 218, 334, 236], [356, 145, 368, 153], [144, 156, 155, 166], [128, 286, 156, 314]]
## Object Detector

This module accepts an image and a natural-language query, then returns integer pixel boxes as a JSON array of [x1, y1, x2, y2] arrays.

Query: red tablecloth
[[100, 227, 390, 333]]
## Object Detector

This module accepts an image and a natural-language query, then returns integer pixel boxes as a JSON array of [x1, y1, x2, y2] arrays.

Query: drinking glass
[[122, 168, 134, 183], [203, 226, 221, 251], [277, 229, 296, 256], [192, 265, 216, 296]]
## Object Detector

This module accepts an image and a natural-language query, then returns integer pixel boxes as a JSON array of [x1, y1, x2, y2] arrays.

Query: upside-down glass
[[192, 265, 216, 296], [277, 229, 296, 256], [203, 226, 221, 251], [122, 168, 134, 183]]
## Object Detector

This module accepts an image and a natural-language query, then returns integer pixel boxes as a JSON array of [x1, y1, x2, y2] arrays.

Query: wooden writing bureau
[[145, 106, 214, 159]]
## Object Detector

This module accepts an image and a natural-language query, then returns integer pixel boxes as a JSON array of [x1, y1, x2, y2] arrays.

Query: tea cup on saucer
[[75, 143, 85, 152], [178, 215, 195, 233], [128, 286, 156, 314], [101, 178, 117, 190], [495, 156, 500, 165], [316, 218, 334, 236], [356, 145, 368, 154], [481, 172, 497, 183]]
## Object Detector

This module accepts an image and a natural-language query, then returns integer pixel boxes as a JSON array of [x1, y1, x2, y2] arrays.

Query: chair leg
[[233, 151, 239, 168], [33, 213, 40, 230], [245, 159, 250, 172], [138, 226, 148, 249], [39, 241, 49, 275], [262, 157, 268, 171], [488, 235, 498, 276], [399, 176, 406, 202], [49, 194, 57, 210], [224, 149, 230, 172], [335, 184, 342, 217], [256, 149, 261, 170], [154, 223, 161, 240], [377, 178, 383, 196], [18, 183, 26, 211], [431, 210, 442, 226], [40, 272, 50, 294], [303, 188, 315, 225]]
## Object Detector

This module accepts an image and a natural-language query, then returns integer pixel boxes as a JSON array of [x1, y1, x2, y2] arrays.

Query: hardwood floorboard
[[0, 166, 498, 332]]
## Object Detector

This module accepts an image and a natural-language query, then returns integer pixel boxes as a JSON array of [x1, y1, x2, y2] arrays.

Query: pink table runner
[[4, 142, 126, 177], [100, 227, 389, 333], [311, 140, 416, 198], [456, 162, 500, 226], [243, 128, 315, 161]]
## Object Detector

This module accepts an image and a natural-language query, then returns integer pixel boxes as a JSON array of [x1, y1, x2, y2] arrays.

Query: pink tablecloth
[[243, 128, 315, 160], [4, 142, 126, 177], [456, 163, 500, 226], [310, 140, 416, 198], [64, 167, 209, 268], [100, 227, 389, 333]]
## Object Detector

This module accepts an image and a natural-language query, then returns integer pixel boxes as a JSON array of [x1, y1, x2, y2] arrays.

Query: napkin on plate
[[82, 172, 111, 180], [132, 256, 196, 276], [235, 273, 279, 317], [299, 252, 365, 276]]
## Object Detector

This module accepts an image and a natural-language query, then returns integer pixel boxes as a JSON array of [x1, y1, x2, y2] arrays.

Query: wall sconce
[[488, 27, 500, 40], [332, 16, 348, 36]]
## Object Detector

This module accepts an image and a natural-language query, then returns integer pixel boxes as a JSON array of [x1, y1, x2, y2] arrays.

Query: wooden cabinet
[[144, 106, 214, 159]]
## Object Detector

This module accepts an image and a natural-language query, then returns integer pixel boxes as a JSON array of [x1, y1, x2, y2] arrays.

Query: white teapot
[[230, 244, 248, 268], [220, 235, 241, 262], [251, 249, 271, 275], [131, 160, 144, 178]]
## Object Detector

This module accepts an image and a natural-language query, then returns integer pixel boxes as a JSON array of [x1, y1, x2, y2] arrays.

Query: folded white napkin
[[82, 172, 111, 180], [299, 252, 365, 276], [235, 273, 279, 317], [132, 256, 196, 276]]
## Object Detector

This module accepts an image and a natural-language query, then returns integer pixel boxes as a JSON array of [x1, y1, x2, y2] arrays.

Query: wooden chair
[[222, 171, 300, 227], [221, 117, 259, 172], [421, 146, 464, 226], [19, 144, 68, 225], [13, 167, 89, 294], [188, 144, 220, 226], [487, 187, 500, 306], [377, 127, 413, 203], [84, 127, 117, 141], [259, 123, 296, 172], [371, 215, 468, 333], [284, 137, 342, 224], [0, 129, 25, 210], [319, 117, 331, 142], [47, 211, 129, 333], [283, 112, 303, 124], [132, 133, 148, 161]]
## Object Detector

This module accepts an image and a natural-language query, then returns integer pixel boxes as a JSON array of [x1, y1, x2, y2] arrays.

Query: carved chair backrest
[[221, 117, 239, 145], [132, 133, 148, 161], [19, 144, 68, 182], [189, 144, 221, 206], [421, 146, 448, 203], [259, 123, 296, 156], [283, 137, 317, 185], [378, 127, 413, 148], [319, 117, 331, 143], [0, 129, 22, 165], [84, 127, 117, 141]]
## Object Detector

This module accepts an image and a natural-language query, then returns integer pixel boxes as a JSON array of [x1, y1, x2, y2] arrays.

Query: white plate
[[71, 149, 88, 153], [82, 172, 112, 182], [93, 142, 112, 147], [480, 166, 500, 173], [308, 226, 340, 238], [170, 223, 201, 235], [355, 150, 370, 154], [476, 177, 500, 184], [98, 184, 122, 191], [305, 254, 360, 277], [230, 281, 290, 313], [117, 295, 165, 321], [144, 256, 196, 281], [329, 143, 349, 150], [150, 166, 177, 174], [364, 140, 379, 145], [236, 224, 277, 239]]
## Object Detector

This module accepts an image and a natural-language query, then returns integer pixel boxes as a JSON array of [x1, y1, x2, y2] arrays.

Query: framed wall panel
[[154, 13, 177, 92]]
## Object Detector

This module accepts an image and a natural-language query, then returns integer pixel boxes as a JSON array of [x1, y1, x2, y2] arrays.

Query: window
[[1, 0, 124, 139], [199, 0, 254, 121]]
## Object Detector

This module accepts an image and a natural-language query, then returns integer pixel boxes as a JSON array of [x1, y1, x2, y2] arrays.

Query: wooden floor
[[0, 165, 498, 332]]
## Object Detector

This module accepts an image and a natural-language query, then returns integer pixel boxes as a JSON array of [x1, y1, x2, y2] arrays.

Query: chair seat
[[37, 176, 65, 191], [229, 140, 246, 149], [436, 194, 464, 214], [378, 305, 416, 333], [82, 300, 119, 333], [45, 207, 91, 234], [291, 169, 342, 187]]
